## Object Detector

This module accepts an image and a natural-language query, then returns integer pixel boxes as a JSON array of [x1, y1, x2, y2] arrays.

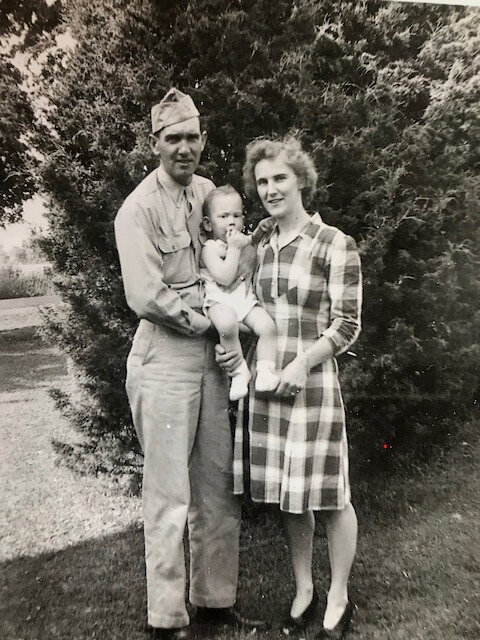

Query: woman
[[223, 135, 362, 639]]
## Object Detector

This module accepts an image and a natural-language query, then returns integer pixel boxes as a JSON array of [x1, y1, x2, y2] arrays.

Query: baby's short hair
[[202, 185, 242, 218]]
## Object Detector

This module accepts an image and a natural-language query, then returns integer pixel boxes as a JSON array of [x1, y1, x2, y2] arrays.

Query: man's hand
[[251, 217, 276, 245], [215, 344, 243, 376], [226, 229, 251, 249]]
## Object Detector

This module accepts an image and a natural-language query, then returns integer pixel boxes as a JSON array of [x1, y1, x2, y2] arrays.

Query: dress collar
[[265, 212, 325, 249]]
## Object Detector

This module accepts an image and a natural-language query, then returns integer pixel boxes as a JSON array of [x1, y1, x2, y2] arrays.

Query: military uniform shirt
[[115, 165, 215, 335]]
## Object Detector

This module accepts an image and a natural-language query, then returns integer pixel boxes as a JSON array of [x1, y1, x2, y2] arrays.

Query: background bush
[[10, 0, 478, 482], [0, 263, 54, 299]]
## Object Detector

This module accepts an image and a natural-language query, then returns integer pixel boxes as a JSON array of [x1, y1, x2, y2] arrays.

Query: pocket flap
[[157, 231, 191, 253]]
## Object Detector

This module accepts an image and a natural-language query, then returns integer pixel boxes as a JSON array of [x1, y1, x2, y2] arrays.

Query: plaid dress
[[233, 213, 362, 513]]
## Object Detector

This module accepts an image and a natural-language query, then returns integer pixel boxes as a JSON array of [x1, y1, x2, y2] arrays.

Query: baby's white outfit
[[201, 239, 258, 321], [200, 238, 279, 401]]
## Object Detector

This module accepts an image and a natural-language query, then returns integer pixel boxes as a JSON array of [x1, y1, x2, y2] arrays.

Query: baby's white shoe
[[255, 360, 280, 393], [230, 374, 250, 401], [229, 360, 252, 401]]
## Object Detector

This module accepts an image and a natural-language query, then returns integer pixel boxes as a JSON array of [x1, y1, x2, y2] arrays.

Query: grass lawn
[[0, 328, 479, 639]]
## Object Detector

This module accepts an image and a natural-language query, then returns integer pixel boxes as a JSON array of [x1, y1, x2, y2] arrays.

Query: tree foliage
[[0, 0, 61, 44], [0, 0, 61, 224], [25, 0, 480, 481], [0, 58, 37, 223]]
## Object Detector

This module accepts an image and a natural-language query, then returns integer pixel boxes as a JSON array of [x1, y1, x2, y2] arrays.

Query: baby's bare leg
[[207, 303, 243, 355], [243, 306, 279, 393], [208, 303, 250, 401], [243, 306, 277, 363]]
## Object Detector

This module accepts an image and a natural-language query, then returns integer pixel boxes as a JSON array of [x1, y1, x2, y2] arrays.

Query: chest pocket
[[156, 231, 193, 284]]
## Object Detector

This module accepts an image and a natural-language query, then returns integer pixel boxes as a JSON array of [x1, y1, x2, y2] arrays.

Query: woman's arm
[[320, 232, 362, 355], [275, 232, 362, 397], [275, 338, 334, 397], [201, 241, 241, 287]]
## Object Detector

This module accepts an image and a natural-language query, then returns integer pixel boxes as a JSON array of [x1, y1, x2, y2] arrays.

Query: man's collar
[[156, 165, 188, 205]]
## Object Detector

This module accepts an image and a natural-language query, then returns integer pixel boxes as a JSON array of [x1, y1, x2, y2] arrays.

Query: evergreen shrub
[[28, 0, 480, 483]]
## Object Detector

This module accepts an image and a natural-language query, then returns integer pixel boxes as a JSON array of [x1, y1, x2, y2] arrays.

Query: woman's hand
[[274, 354, 309, 398], [251, 217, 276, 245], [215, 344, 244, 376]]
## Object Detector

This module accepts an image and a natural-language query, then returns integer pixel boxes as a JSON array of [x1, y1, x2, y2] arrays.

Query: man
[[115, 89, 262, 640]]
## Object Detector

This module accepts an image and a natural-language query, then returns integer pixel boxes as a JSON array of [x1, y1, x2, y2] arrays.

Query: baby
[[201, 185, 279, 401]]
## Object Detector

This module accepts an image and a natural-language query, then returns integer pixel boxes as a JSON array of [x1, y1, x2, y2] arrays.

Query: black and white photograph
[[1, 0, 479, 638]]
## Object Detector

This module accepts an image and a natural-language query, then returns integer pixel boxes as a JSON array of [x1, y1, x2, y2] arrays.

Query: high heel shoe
[[315, 601, 357, 639], [282, 587, 319, 635]]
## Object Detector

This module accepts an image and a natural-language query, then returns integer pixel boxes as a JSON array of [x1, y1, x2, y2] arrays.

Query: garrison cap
[[151, 88, 200, 134]]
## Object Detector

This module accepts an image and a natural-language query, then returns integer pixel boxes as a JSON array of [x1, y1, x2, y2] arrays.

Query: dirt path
[[0, 329, 141, 562], [0, 295, 60, 310]]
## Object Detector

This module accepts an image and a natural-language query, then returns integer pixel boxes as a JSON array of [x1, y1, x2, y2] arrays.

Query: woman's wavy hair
[[242, 134, 318, 205]]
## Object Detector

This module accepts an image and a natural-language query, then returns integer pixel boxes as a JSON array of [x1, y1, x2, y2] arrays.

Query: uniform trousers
[[126, 319, 241, 628]]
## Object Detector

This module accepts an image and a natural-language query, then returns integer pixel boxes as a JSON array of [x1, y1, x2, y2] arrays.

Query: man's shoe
[[148, 626, 191, 640], [195, 605, 269, 631]]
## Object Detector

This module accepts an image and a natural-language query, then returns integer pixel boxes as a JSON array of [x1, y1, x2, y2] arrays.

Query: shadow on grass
[[1, 325, 478, 639], [0, 515, 293, 640], [0, 327, 67, 393], [1, 465, 479, 640], [0, 517, 332, 640], [0, 524, 146, 640]]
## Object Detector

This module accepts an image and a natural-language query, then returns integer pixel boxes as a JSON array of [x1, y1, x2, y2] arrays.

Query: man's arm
[[115, 203, 211, 336]]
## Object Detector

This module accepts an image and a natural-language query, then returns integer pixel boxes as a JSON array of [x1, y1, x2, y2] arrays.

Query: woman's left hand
[[274, 354, 309, 398]]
